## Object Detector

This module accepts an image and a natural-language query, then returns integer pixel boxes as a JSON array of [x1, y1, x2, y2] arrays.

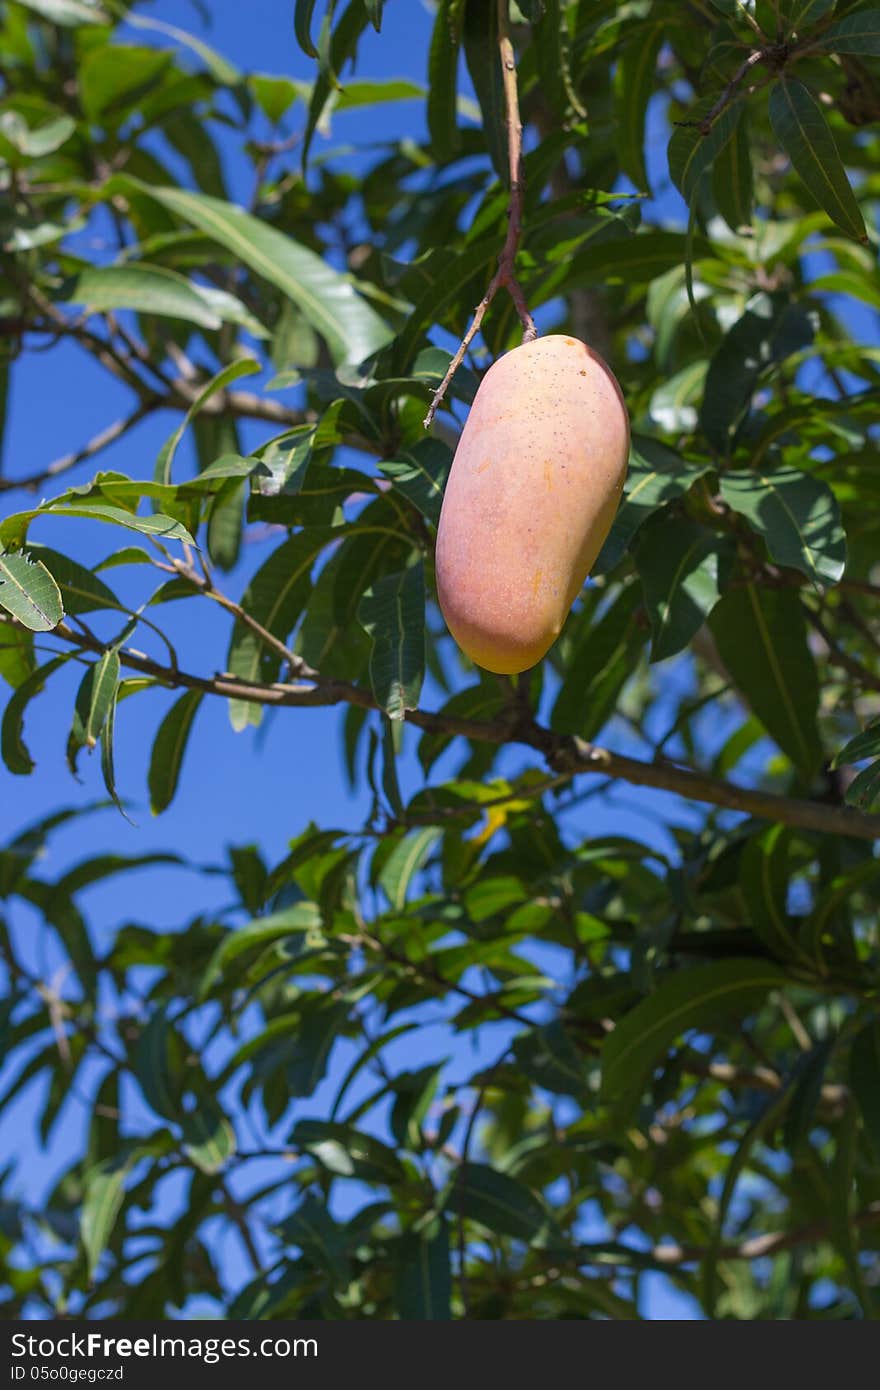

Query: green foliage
[[1, 0, 880, 1323]]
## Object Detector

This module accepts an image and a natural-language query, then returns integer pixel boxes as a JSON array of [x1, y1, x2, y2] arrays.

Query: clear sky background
[[0, 0, 708, 1319]]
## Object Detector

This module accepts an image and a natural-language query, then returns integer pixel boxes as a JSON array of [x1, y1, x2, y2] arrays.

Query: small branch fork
[[423, 0, 537, 429]]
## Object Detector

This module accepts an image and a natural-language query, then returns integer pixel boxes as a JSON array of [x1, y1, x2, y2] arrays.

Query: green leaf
[[594, 438, 713, 574], [206, 476, 247, 572], [0, 552, 62, 631], [290, 1119, 405, 1184], [1, 655, 69, 775], [719, 466, 846, 586], [636, 511, 724, 662], [712, 104, 753, 231], [768, 79, 867, 243], [427, 0, 465, 161], [69, 264, 225, 331], [294, 0, 322, 57], [133, 1008, 183, 1122], [29, 545, 119, 615], [709, 583, 822, 778], [615, 26, 663, 189], [462, 0, 506, 179], [125, 11, 243, 85], [378, 440, 452, 527], [700, 294, 813, 452], [358, 561, 425, 722], [0, 502, 195, 552], [601, 959, 787, 1121], [844, 761, 880, 813], [226, 528, 334, 728], [81, 1160, 128, 1279], [668, 99, 743, 204], [739, 826, 810, 966], [850, 1020, 880, 1163], [148, 690, 202, 814], [820, 9, 880, 56], [453, 1163, 556, 1244], [181, 1102, 236, 1174], [68, 650, 120, 773], [393, 1219, 452, 1320], [79, 45, 171, 126], [833, 718, 880, 770], [278, 1194, 350, 1285], [200, 902, 322, 997], [302, 1, 370, 164], [11, 0, 108, 25], [142, 186, 392, 366], [703, 1080, 795, 1315], [155, 358, 260, 486], [782, 0, 837, 26], [379, 827, 441, 909], [551, 583, 643, 736], [830, 1106, 877, 1317]]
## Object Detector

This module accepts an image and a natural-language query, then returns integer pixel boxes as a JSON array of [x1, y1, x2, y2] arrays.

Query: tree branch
[[4, 609, 879, 842], [423, 0, 537, 428]]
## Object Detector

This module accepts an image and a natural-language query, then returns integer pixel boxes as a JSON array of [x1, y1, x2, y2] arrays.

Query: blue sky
[[0, 0, 709, 1319]]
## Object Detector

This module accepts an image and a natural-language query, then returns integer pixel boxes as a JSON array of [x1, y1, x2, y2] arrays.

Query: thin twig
[[423, 0, 537, 428], [0, 397, 162, 494]]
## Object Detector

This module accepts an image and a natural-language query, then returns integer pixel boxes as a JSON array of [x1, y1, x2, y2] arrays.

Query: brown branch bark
[[4, 608, 880, 842], [423, 0, 537, 428]]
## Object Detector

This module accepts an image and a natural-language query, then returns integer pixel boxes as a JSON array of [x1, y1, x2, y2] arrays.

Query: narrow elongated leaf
[[601, 959, 787, 1120], [703, 1080, 795, 1314], [70, 264, 223, 330], [462, 0, 506, 179], [81, 1160, 128, 1279], [0, 502, 195, 551], [393, 1219, 452, 1320], [29, 545, 119, 614], [832, 718, 880, 770], [850, 1020, 880, 1163], [739, 826, 809, 965], [379, 827, 441, 909], [713, 104, 753, 231], [148, 690, 202, 814], [290, 1120, 405, 1184], [143, 186, 392, 365], [181, 1103, 236, 1174], [294, 0, 322, 56], [226, 528, 334, 727], [709, 584, 822, 778], [615, 26, 663, 189], [278, 1195, 349, 1285], [155, 357, 259, 486], [593, 438, 713, 574], [427, 0, 465, 160], [668, 99, 742, 204], [719, 467, 846, 586], [769, 79, 867, 243], [551, 583, 643, 736], [378, 440, 452, 527], [358, 561, 425, 721], [0, 552, 62, 631], [1, 655, 69, 775], [200, 903, 322, 997], [453, 1163, 555, 1243], [12, 0, 109, 25], [820, 9, 880, 56], [636, 511, 724, 661]]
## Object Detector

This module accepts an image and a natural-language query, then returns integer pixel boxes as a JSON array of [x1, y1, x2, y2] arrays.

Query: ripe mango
[[435, 334, 629, 675]]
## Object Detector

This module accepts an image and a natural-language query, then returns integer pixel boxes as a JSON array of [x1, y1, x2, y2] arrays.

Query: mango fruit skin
[[435, 334, 630, 675]]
